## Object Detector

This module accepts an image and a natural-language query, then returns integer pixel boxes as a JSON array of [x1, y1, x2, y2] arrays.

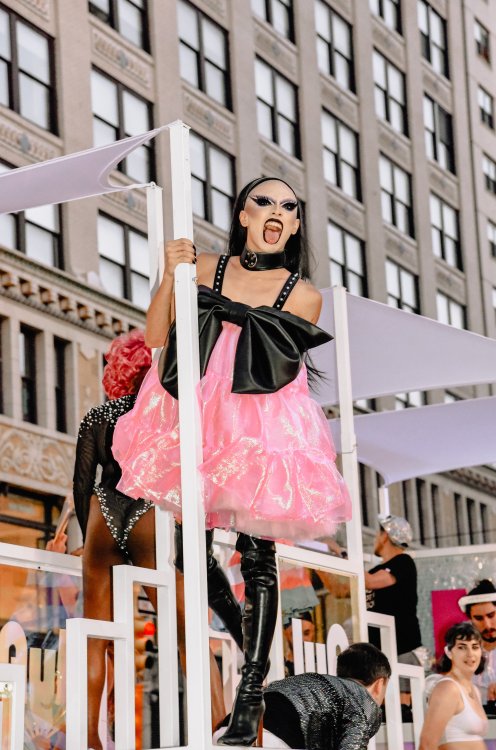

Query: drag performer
[[73, 331, 243, 749], [113, 177, 351, 745]]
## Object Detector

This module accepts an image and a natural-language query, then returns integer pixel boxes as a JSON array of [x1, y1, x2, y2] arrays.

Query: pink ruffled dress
[[113, 256, 350, 541]]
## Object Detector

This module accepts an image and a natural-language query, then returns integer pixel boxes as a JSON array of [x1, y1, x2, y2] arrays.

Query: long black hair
[[227, 177, 311, 279], [436, 621, 486, 676]]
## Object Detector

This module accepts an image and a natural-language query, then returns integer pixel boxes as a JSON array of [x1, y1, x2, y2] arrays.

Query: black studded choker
[[240, 247, 286, 271]]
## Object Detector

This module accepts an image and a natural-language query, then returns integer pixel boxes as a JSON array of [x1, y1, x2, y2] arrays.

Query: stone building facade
[[0, 0, 494, 550]]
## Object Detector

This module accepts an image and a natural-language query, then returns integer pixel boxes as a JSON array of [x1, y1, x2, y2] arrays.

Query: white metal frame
[[291, 617, 350, 676], [367, 611, 425, 750], [0, 663, 26, 750], [333, 286, 369, 640], [66, 616, 135, 750], [168, 123, 214, 750], [208, 628, 240, 707], [0, 120, 434, 749]]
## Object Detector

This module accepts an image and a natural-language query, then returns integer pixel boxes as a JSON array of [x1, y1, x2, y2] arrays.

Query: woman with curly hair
[[420, 622, 488, 750], [74, 330, 241, 749]]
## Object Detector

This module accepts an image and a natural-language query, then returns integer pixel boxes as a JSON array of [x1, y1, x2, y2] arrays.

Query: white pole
[[168, 120, 212, 749], [113, 564, 180, 747], [332, 286, 368, 641], [147, 183, 165, 298], [378, 485, 390, 517], [0, 664, 25, 750], [66, 618, 135, 750], [146, 176, 182, 748], [145, 184, 176, 577]]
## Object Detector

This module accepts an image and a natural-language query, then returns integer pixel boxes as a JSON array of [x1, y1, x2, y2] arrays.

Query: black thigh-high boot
[[218, 534, 278, 747], [174, 524, 244, 650], [205, 529, 244, 650]]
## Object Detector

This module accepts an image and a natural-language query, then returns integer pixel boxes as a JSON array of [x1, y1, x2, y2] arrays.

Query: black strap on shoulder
[[213, 254, 229, 294], [273, 272, 300, 310]]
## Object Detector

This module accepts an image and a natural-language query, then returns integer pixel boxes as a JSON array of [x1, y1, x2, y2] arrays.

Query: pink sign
[[431, 589, 467, 659]]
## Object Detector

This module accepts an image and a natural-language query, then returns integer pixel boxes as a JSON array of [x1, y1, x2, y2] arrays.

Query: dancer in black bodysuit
[[73, 330, 243, 749]]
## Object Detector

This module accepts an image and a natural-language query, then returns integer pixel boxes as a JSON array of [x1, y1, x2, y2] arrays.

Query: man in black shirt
[[365, 514, 422, 710]]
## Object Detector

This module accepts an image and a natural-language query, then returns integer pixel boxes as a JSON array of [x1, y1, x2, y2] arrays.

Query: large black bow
[[158, 286, 332, 399]]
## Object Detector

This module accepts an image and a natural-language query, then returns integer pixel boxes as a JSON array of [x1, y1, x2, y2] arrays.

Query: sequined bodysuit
[[263, 673, 382, 750], [73, 395, 152, 555]]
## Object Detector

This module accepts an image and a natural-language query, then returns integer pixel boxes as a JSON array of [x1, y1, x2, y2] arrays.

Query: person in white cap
[[459, 579, 496, 709], [365, 514, 422, 714]]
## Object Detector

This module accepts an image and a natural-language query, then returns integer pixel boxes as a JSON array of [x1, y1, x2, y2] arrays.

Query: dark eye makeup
[[249, 195, 298, 212]]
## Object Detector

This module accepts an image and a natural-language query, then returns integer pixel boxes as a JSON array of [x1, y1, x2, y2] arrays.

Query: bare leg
[[83, 496, 126, 750], [128, 510, 226, 728], [127, 508, 157, 611]]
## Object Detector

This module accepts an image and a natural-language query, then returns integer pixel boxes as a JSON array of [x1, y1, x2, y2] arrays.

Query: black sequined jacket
[[73, 394, 136, 539], [263, 673, 382, 750]]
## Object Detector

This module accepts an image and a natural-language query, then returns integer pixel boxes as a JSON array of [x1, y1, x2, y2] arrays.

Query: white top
[[437, 677, 488, 744]]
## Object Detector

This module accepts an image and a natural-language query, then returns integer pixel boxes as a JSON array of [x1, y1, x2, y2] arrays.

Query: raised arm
[[364, 568, 397, 589], [145, 238, 196, 347], [73, 414, 99, 540]]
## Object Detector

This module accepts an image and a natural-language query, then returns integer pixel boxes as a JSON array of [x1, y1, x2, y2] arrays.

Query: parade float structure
[[0, 122, 495, 749]]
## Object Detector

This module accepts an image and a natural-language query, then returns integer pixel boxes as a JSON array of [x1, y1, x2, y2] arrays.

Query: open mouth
[[263, 219, 283, 245]]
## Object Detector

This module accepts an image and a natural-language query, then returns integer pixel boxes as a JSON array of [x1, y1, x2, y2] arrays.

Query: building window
[[416, 478, 428, 545], [478, 86, 494, 129], [177, 0, 231, 109], [483, 154, 496, 194], [474, 19, 490, 63], [492, 287, 496, 325], [488, 219, 496, 257], [91, 69, 153, 182], [467, 498, 478, 545], [20, 326, 37, 424], [315, 1, 354, 92], [97, 214, 150, 308], [0, 486, 63, 548], [89, 0, 148, 49], [372, 50, 407, 135], [54, 338, 68, 433], [322, 110, 360, 200], [417, 1, 449, 78], [23, 205, 62, 268], [436, 291, 466, 329], [444, 391, 461, 403], [395, 391, 426, 410], [255, 58, 300, 157], [429, 194, 461, 269], [423, 96, 455, 173], [190, 133, 235, 232], [251, 0, 295, 41], [386, 259, 419, 313], [369, 0, 401, 34], [0, 6, 56, 132], [379, 155, 414, 237], [454, 494, 466, 545], [481, 504, 489, 544], [0, 162, 62, 267], [327, 221, 366, 296]]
